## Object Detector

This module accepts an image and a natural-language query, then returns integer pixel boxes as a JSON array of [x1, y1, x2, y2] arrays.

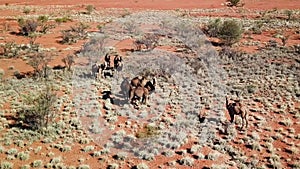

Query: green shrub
[[23, 7, 31, 14], [228, 0, 240, 6], [17, 152, 30, 160], [0, 161, 13, 169], [55, 16, 71, 24], [205, 19, 243, 46], [85, 5, 95, 14], [18, 18, 38, 36], [31, 160, 43, 168], [17, 85, 57, 131], [0, 41, 20, 58], [217, 20, 243, 45]]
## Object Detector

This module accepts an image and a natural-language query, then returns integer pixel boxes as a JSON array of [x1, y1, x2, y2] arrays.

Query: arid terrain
[[0, 0, 299, 169]]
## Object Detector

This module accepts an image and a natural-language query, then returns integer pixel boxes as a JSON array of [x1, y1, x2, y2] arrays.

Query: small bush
[[31, 160, 43, 168], [17, 85, 57, 131], [6, 148, 18, 155], [17, 152, 30, 160], [23, 7, 31, 14], [18, 18, 38, 36], [61, 30, 78, 44], [218, 20, 243, 45], [62, 54, 75, 71], [85, 5, 95, 14], [136, 125, 159, 139], [83, 145, 94, 152], [60, 22, 89, 44], [78, 164, 90, 169], [0, 161, 13, 169], [178, 156, 194, 166], [205, 19, 243, 46], [0, 41, 20, 58], [279, 118, 293, 126], [20, 165, 30, 169], [135, 163, 149, 169], [228, 0, 241, 7], [55, 16, 71, 24], [134, 33, 159, 51]]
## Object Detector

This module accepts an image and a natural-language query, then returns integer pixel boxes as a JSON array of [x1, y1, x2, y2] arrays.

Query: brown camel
[[129, 86, 149, 106], [225, 96, 248, 129]]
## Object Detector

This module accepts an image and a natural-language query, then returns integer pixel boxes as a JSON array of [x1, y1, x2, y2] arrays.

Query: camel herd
[[91, 53, 123, 79], [90, 52, 249, 129], [121, 76, 156, 108]]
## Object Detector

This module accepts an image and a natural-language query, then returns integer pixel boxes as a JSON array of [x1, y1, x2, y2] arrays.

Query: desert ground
[[0, 0, 299, 169]]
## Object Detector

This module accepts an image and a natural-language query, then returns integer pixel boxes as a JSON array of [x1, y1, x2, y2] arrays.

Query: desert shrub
[[136, 125, 160, 139], [37, 16, 55, 34], [205, 18, 222, 37], [27, 52, 52, 79], [70, 22, 89, 39], [23, 7, 31, 14], [60, 145, 72, 152], [205, 19, 243, 46], [55, 16, 72, 24], [17, 85, 57, 131], [80, 34, 108, 58], [18, 18, 38, 36], [83, 145, 94, 152], [134, 33, 159, 51], [107, 163, 119, 169], [60, 22, 89, 44], [228, 0, 241, 7], [123, 20, 139, 34], [61, 30, 78, 44], [78, 164, 90, 169], [113, 152, 127, 161], [218, 20, 243, 45], [284, 10, 293, 20], [178, 156, 194, 166], [62, 54, 75, 71], [0, 41, 20, 58], [17, 151, 30, 160], [20, 165, 30, 169], [279, 118, 293, 126], [0, 161, 13, 169], [85, 5, 95, 14], [31, 160, 43, 168], [135, 163, 149, 169], [6, 148, 18, 155]]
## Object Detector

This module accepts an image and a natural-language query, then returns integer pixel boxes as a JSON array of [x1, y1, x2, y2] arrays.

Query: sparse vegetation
[[0, 3, 299, 169], [16, 84, 57, 131], [18, 18, 38, 36], [204, 18, 243, 45], [136, 125, 160, 138], [85, 5, 95, 14]]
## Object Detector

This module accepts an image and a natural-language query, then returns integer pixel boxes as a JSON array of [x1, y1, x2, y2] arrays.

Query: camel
[[104, 53, 111, 67], [225, 96, 248, 129], [128, 76, 156, 107], [144, 77, 156, 94], [130, 76, 147, 88], [120, 77, 130, 101], [129, 86, 150, 106], [91, 63, 103, 79], [113, 55, 123, 72]]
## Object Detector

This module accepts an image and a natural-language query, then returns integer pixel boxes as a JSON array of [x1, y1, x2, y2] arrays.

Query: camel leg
[[241, 115, 245, 130], [245, 113, 248, 128], [229, 112, 235, 124], [129, 90, 134, 104]]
